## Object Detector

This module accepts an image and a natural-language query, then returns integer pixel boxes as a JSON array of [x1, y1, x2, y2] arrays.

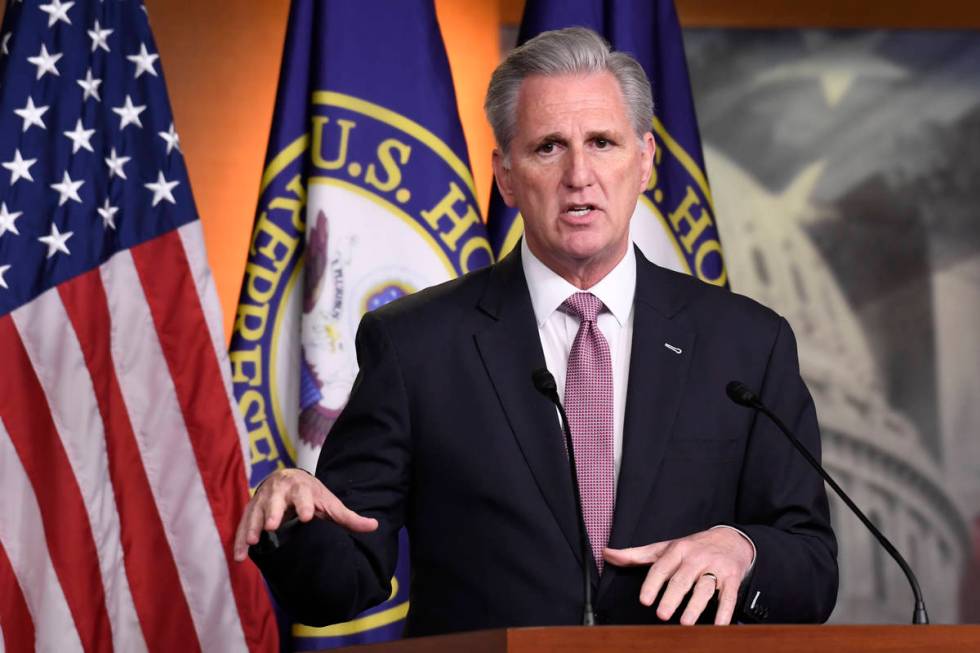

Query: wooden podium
[[332, 625, 980, 652]]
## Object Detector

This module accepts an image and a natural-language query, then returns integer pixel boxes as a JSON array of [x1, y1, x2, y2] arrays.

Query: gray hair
[[484, 27, 654, 156]]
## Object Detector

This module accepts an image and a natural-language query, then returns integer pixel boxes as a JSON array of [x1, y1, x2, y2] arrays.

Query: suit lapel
[[473, 248, 584, 567], [599, 251, 696, 598]]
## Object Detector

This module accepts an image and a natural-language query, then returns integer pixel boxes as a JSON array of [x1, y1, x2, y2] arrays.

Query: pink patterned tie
[[561, 292, 615, 573]]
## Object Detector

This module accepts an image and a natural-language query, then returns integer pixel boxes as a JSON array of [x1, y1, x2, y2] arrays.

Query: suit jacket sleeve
[[249, 310, 409, 626], [733, 316, 839, 623]]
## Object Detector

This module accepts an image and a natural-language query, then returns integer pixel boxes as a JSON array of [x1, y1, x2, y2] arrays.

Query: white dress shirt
[[521, 238, 634, 485]]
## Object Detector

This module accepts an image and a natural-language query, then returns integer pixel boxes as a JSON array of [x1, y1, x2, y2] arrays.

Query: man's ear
[[492, 148, 517, 208], [637, 131, 656, 193]]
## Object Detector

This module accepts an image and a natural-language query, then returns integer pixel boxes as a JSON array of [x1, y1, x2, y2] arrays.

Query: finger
[[319, 489, 379, 533], [714, 578, 739, 625], [290, 483, 317, 522], [603, 541, 669, 567], [234, 492, 275, 560], [638, 551, 682, 607], [653, 562, 700, 620], [680, 574, 718, 626], [233, 504, 259, 561], [263, 490, 288, 531]]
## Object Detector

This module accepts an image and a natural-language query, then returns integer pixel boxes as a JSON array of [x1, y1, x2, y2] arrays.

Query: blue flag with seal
[[228, 1, 492, 649], [487, 0, 727, 286]]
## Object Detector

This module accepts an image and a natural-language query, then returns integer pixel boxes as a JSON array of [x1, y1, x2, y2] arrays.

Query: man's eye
[[595, 138, 610, 148], [538, 143, 556, 154]]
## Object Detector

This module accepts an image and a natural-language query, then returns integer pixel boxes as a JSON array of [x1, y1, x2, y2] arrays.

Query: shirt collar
[[521, 238, 636, 328]]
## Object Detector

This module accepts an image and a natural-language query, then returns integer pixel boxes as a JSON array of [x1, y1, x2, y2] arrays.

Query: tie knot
[[561, 292, 604, 323]]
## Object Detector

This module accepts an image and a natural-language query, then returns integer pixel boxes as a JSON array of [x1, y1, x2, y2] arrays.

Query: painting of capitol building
[[684, 28, 980, 623]]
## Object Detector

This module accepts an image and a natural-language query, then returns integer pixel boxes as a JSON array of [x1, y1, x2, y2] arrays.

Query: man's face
[[493, 71, 655, 280]]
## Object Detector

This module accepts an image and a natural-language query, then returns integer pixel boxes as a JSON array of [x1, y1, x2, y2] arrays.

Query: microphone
[[726, 381, 930, 625], [532, 368, 596, 626]]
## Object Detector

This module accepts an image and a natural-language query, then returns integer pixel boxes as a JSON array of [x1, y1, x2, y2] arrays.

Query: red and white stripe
[[178, 222, 252, 480], [11, 286, 148, 653], [0, 225, 276, 652], [0, 421, 80, 653]]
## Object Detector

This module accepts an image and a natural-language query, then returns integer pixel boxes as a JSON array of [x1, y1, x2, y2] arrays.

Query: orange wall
[[435, 0, 501, 222], [149, 0, 500, 344], [149, 0, 290, 345]]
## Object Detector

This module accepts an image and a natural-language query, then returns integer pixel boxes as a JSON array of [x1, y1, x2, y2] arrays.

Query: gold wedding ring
[[702, 572, 718, 590]]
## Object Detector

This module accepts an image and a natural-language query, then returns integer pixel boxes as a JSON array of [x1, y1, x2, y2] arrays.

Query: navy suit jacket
[[251, 246, 838, 635]]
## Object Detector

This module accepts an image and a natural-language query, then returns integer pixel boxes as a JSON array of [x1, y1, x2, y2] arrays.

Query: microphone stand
[[726, 381, 929, 625], [533, 368, 596, 626]]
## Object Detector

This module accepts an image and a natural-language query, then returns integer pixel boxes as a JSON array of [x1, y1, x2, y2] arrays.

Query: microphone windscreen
[[726, 381, 759, 407], [532, 368, 557, 395]]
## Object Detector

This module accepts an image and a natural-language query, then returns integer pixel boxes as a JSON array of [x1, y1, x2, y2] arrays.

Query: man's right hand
[[233, 468, 379, 561]]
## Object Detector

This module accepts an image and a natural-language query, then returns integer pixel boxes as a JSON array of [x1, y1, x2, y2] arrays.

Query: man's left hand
[[604, 528, 754, 625]]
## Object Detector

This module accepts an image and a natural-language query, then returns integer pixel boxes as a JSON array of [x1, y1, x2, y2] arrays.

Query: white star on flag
[[127, 43, 159, 78], [77, 68, 102, 101], [145, 171, 179, 206], [2, 149, 36, 185], [50, 170, 84, 206], [97, 198, 119, 230], [1, 32, 10, 56], [63, 118, 96, 154], [112, 95, 146, 129], [38, 223, 73, 258], [0, 202, 22, 237], [105, 147, 130, 179], [158, 122, 180, 154], [39, 0, 74, 28], [14, 97, 48, 132], [27, 43, 62, 80], [0, 264, 10, 290], [87, 19, 112, 52]]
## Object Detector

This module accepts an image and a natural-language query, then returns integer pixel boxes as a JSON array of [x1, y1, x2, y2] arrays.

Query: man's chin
[[557, 234, 623, 265]]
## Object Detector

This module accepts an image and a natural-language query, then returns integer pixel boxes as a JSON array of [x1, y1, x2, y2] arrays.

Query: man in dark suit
[[233, 27, 837, 633]]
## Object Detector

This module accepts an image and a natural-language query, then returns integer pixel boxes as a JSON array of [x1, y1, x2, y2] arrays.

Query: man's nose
[[562, 146, 595, 189]]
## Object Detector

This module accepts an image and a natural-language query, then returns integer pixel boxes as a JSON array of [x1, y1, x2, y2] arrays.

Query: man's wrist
[[709, 524, 756, 579]]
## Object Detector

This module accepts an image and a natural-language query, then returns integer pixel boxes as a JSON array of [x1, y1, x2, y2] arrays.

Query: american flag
[[0, 1, 276, 651]]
